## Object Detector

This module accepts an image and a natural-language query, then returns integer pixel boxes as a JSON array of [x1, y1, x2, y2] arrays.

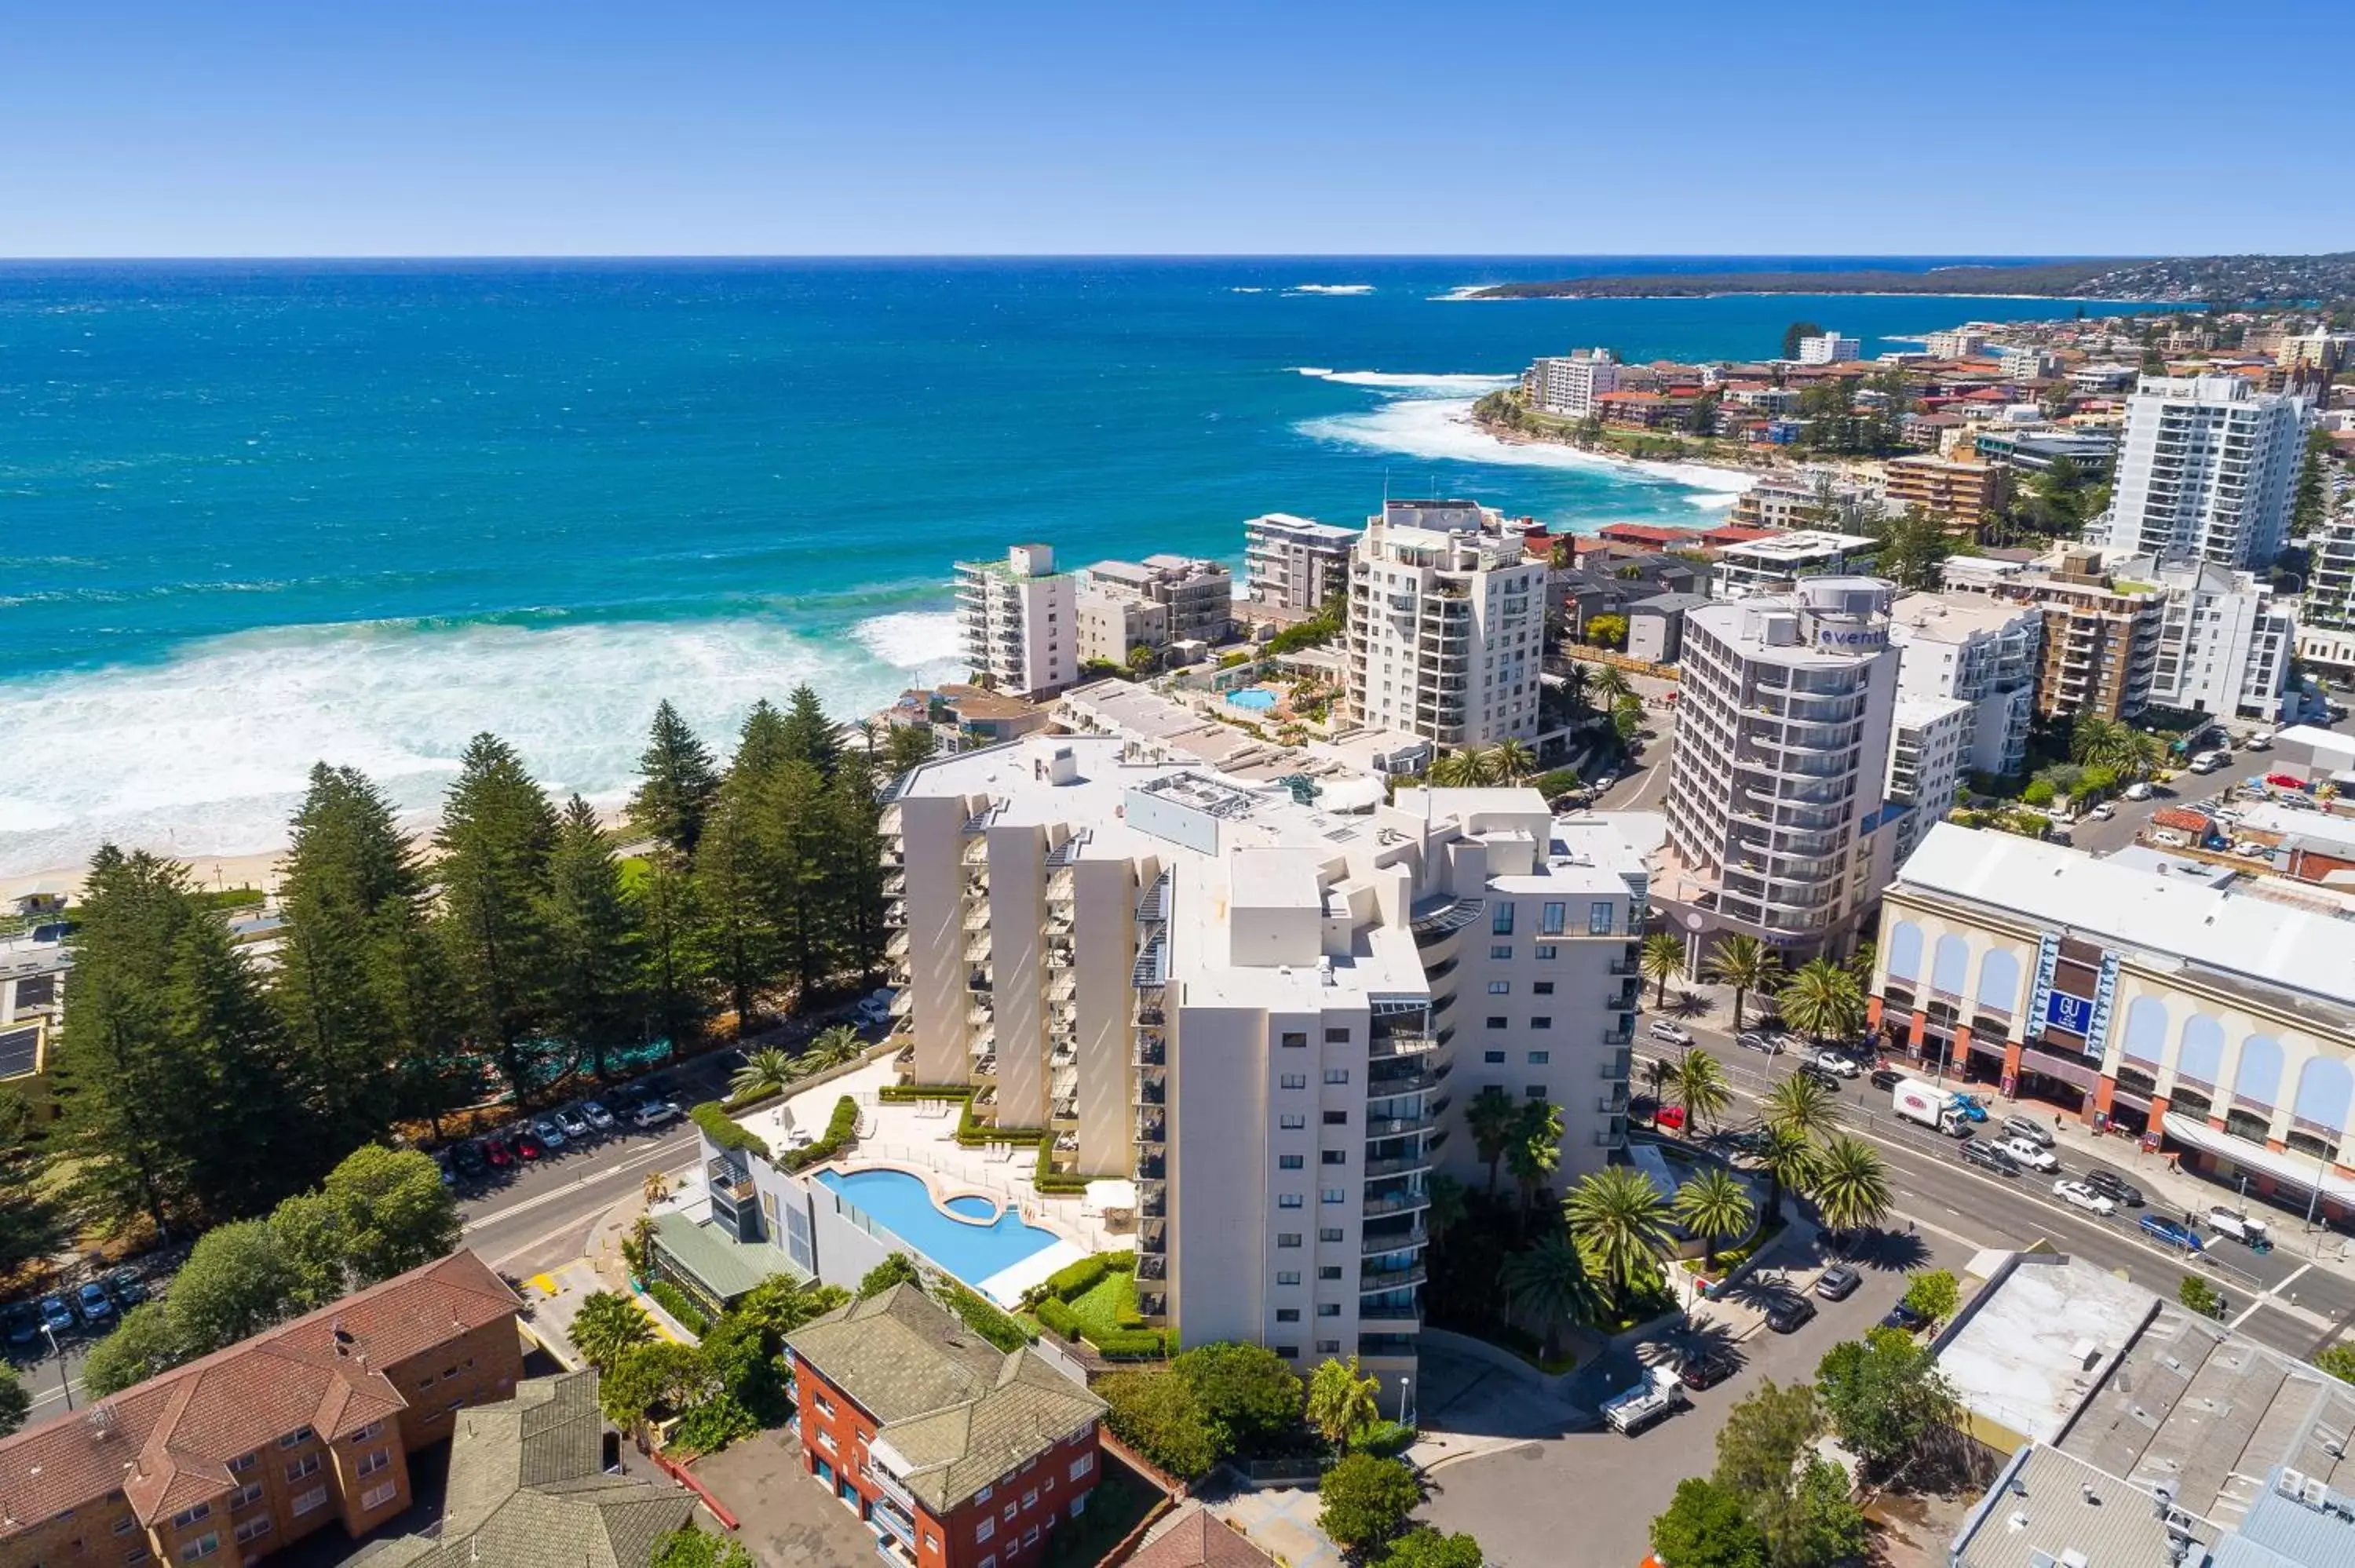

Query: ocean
[[0, 257, 2130, 873]]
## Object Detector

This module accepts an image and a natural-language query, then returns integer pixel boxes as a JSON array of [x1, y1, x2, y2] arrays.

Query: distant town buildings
[[1344, 501, 1545, 748], [1795, 330, 1861, 365], [1922, 327, 1988, 359], [1243, 512, 1360, 613], [957, 544, 1077, 698], [2102, 374, 2309, 570], [1524, 348, 1619, 418]]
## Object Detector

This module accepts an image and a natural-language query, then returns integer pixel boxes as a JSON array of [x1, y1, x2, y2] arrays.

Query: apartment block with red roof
[[0, 1251, 521, 1568]]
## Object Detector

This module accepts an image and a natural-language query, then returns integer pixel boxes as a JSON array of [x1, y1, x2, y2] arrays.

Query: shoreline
[[1462, 406, 1781, 494]]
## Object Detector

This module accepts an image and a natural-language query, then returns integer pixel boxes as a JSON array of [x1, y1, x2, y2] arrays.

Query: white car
[[2002, 1136, 2060, 1172], [1648, 1020, 1695, 1048], [2053, 1180, 2116, 1216], [581, 1100, 615, 1132], [2088, 803, 2116, 820], [630, 1099, 681, 1131], [1736, 1032, 1783, 1056], [1807, 1048, 1860, 1078], [2124, 782, 2154, 801]]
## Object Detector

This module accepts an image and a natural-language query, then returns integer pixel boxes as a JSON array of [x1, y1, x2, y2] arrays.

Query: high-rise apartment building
[[1888, 592, 2043, 778], [2103, 375, 2309, 569], [1884, 695, 1970, 865], [1082, 556, 1235, 647], [1343, 501, 1546, 748], [1525, 348, 1620, 418], [1953, 550, 2163, 722], [877, 736, 1647, 1398], [1243, 512, 1361, 613], [1796, 332, 1861, 365], [1074, 591, 1169, 668], [1654, 578, 1902, 958], [2120, 554, 2295, 720], [957, 545, 1077, 698], [1882, 454, 2010, 531]]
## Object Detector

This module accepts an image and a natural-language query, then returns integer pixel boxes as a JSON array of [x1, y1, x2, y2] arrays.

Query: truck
[[1601, 1365, 1687, 1435], [1893, 1076, 1970, 1137], [2205, 1209, 2273, 1252]]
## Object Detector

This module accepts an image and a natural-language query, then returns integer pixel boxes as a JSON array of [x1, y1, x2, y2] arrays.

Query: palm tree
[[1673, 1169, 1757, 1271], [1491, 738, 1538, 783], [1426, 750, 1481, 787], [1643, 1053, 1669, 1107], [1809, 1135, 1894, 1241], [2069, 714, 2129, 769], [1306, 1354, 1382, 1448], [1565, 1167, 1674, 1315], [1777, 957, 1866, 1045], [1468, 746, 1508, 786], [1126, 644, 1160, 679], [1671, 1051, 1734, 1134], [1707, 934, 1783, 1033], [2123, 730, 2164, 780], [1500, 1234, 1603, 1362], [1422, 1173, 1468, 1253], [804, 1023, 866, 1070], [1752, 1125, 1818, 1220], [1641, 932, 1686, 1008], [1466, 1086, 1522, 1198], [1557, 661, 1591, 717], [1506, 1101, 1564, 1234], [729, 1046, 796, 1102], [852, 717, 882, 759], [1761, 1072, 1838, 1145], [1590, 665, 1634, 706], [569, 1290, 653, 1372]]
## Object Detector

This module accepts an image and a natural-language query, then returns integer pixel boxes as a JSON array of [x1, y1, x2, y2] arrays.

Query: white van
[[2189, 750, 2226, 774]]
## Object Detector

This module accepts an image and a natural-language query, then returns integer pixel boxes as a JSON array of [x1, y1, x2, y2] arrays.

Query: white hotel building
[[1525, 348, 1619, 418], [2101, 374, 2309, 571], [1343, 501, 1546, 749], [955, 543, 1078, 699], [880, 735, 1647, 1398]]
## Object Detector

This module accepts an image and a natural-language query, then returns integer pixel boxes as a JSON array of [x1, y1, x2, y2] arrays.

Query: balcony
[[1364, 1111, 1437, 1139], [966, 970, 993, 994], [1364, 1152, 1433, 1180], [1362, 1188, 1432, 1219], [1134, 1037, 1165, 1067], [1362, 1224, 1429, 1256], [1360, 1304, 1422, 1329], [864, 1461, 917, 1515], [1360, 1264, 1428, 1294]]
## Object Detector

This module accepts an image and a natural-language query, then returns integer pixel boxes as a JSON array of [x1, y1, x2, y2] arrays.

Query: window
[[1533, 981, 1554, 996], [1276, 1307, 1301, 1322], [1489, 944, 1513, 960], [1541, 901, 1567, 935], [1279, 1154, 1305, 1170], [1528, 1050, 1550, 1064], [1589, 902, 1616, 935], [977, 1517, 995, 1544], [118, 1516, 140, 1535], [1072, 1494, 1090, 1519], [1278, 1232, 1302, 1248], [1025, 1526, 1042, 1548], [233, 1517, 272, 1547], [291, 1488, 329, 1518], [356, 1448, 390, 1479], [1487, 980, 1510, 995], [1535, 944, 1558, 960], [1320, 1188, 1346, 1205], [285, 1453, 321, 1482], [125, 1548, 152, 1566], [1321, 1150, 1346, 1165], [1024, 1490, 1039, 1511], [1317, 1303, 1342, 1318], [1323, 1110, 1348, 1125], [350, 1420, 383, 1443], [1279, 1073, 1309, 1090], [1317, 1339, 1343, 1354], [1276, 1270, 1302, 1285], [1276, 1344, 1300, 1358], [1280, 1112, 1306, 1129], [177, 1533, 219, 1563], [1492, 903, 1515, 935], [225, 1453, 256, 1475], [1325, 1027, 1352, 1043], [1320, 1227, 1345, 1242], [1526, 1085, 1547, 1099], [1281, 1031, 1307, 1048], [812, 1426, 835, 1452], [1070, 1453, 1094, 1482], [170, 1505, 212, 1530], [977, 1486, 992, 1504], [229, 1484, 263, 1510], [980, 1557, 998, 1568], [1319, 1264, 1342, 1280], [1323, 1068, 1349, 1085], [1530, 1017, 1551, 1031], [1484, 1050, 1505, 1063], [924, 1533, 940, 1553], [1279, 1194, 1304, 1209], [1004, 1501, 1019, 1522], [1485, 1016, 1506, 1030]]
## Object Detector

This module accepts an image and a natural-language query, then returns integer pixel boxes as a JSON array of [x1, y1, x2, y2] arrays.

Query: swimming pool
[[816, 1169, 1063, 1286], [1225, 686, 1279, 711]]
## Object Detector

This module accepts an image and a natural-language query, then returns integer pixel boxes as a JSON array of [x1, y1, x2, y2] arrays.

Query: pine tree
[[777, 684, 843, 776], [0, 1088, 60, 1277], [755, 760, 837, 1001], [542, 796, 642, 1081], [694, 782, 780, 1034], [626, 701, 721, 858], [633, 848, 710, 1057], [434, 733, 560, 1100], [731, 700, 793, 785], [164, 885, 312, 1212]]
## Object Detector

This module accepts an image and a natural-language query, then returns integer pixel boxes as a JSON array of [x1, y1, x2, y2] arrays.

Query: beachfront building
[[2101, 374, 2310, 570], [1869, 823, 2355, 1220], [1243, 512, 1360, 613], [0, 932, 65, 1088], [1725, 470, 1883, 534], [1883, 695, 1970, 866], [1654, 578, 1904, 961], [1958, 549, 2163, 722], [2125, 552, 2295, 721], [1709, 530, 1882, 600], [1343, 500, 1546, 749], [1968, 426, 2118, 481], [859, 735, 1648, 1396], [784, 1285, 1107, 1568], [0, 1253, 521, 1568], [1074, 589, 1169, 669], [1995, 345, 2060, 382], [1796, 331, 1861, 365], [1887, 591, 2042, 779], [1082, 556, 1235, 647], [1524, 348, 1619, 418], [1922, 327, 1988, 361], [1882, 453, 2010, 532], [957, 545, 1078, 699]]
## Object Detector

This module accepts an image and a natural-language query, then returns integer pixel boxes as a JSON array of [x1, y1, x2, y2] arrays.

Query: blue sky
[[3, 0, 2347, 257]]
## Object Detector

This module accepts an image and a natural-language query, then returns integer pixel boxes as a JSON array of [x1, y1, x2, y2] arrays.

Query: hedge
[[1032, 1142, 1089, 1194], [645, 1279, 711, 1337], [1038, 1297, 1082, 1340], [781, 1096, 861, 1172], [1353, 1419, 1417, 1459], [944, 1282, 1036, 1352], [721, 1085, 783, 1114], [1040, 1253, 1114, 1301], [959, 1102, 1046, 1149], [1089, 1328, 1168, 1359], [690, 1101, 770, 1159], [878, 1085, 973, 1103]]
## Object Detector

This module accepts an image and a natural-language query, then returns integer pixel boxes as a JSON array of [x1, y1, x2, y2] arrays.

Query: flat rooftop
[[1716, 528, 1879, 562], [1937, 1252, 2159, 1450], [1889, 589, 2040, 641]]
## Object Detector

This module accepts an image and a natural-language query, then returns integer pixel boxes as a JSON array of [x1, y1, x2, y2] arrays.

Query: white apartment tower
[[2103, 375, 2309, 570], [956, 544, 1077, 698], [1884, 695, 1970, 866], [1526, 349, 1620, 418], [1888, 592, 2043, 779], [1081, 556, 1236, 646], [2118, 553, 2295, 721], [1656, 578, 1902, 959], [1797, 332, 1861, 365], [879, 737, 1646, 1403], [1243, 513, 1362, 612], [1344, 501, 1545, 748]]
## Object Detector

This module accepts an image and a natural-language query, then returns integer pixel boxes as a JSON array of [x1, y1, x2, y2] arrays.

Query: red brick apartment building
[[785, 1284, 1108, 1568], [0, 1252, 520, 1568]]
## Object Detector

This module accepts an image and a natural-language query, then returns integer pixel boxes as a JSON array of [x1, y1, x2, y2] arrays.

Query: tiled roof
[[787, 1285, 1108, 1515], [1128, 1502, 1280, 1568], [0, 1251, 517, 1538]]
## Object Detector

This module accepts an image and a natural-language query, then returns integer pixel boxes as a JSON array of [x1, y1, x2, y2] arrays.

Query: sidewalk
[[1681, 1207, 1828, 1344]]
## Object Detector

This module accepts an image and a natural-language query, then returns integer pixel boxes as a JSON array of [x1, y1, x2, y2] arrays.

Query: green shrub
[[1031, 1142, 1089, 1193], [1088, 1327, 1168, 1359], [645, 1280, 711, 1337], [957, 1102, 1046, 1149], [2021, 778, 2057, 807], [689, 1102, 770, 1159], [1037, 1297, 1082, 1340], [1107, 1251, 1136, 1273], [720, 1085, 782, 1114], [1352, 1419, 1417, 1459], [944, 1282, 1035, 1351], [1042, 1254, 1112, 1300], [781, 1097, 860, 1172], [878, 1085, 973, 1103]]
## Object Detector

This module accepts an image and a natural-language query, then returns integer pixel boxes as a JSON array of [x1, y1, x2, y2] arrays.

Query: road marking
[[484, 1161, 698, 1271], [2231, 1299, 2269, 1329], [2273, 1262, 2315, 1296], [461, 1136, 694, 1235]]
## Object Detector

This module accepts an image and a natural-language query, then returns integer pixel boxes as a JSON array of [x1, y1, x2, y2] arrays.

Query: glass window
[[1317, 1339, 1343, 1354], [1279, 1194, 1305, 1209], [1531, 1016, 1551, 1030], [1320, 1227, 1345, 1242], [1324, 1110, 1348, 1125], [1281, 1031, 1308, 1048], [361, 1482, 398, 1511], [1319, 1265, 1342, 1280], [1279, 1154, 1304, 1170], [1528, 1051, 1550, 1064], [1280, 1113, 1306, 1129], [177, 1533, 219, 1563], [1541, 902, 1567, 935], [1276, 1271, 1302, 1285], [1276, 1307, 1300, 1322], [1321, 1150, 1346, 1165], [1324, 1027, 1351, 1043], [1317, 1303, 1342, 1318], [1323, 1068, 1349, 1085], [1485, 1016, 1506, 1029], [1492, 902, 1514, 935], [1526, 1085, 1547, 1099], [1489, 944, 1513, 960], [977, 1517, 995, 1544], [1320, 1188, 1346, 1204], [1535, 944, 1559, 960], [1533, 981, 1554, 995], [1590, 901, 1616, 935], [1278, 1232, 1302, 1248], [1488, 980, 1510, 994], [1070, 1454, 1094, 1481], [1484, 1050, 1505, 1063], [1280, 1073, 1308, 1089], [290, 1487, 329, 1518]]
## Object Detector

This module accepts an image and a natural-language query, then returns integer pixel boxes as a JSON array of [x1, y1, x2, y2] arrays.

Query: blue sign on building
[[2045, 990, 2095, 1036]]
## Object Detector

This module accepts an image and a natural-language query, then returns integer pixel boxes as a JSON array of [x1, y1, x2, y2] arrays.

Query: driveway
[[692, 1428, 882, 1568]]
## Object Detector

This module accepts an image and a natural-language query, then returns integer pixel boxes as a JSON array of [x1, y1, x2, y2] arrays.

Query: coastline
[[1459, 401, 1780, 495]]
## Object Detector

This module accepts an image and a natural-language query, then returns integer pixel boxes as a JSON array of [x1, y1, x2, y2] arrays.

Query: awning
[[2161, 1114, 2355, 1202], [1083, 1179, 1137, 1216]]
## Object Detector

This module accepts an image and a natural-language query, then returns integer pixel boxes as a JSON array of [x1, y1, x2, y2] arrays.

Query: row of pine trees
[[45, 684, 893, 1245]]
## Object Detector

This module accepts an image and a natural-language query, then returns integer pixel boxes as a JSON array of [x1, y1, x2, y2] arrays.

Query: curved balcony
[[1359, 1264, 1427, 1294]]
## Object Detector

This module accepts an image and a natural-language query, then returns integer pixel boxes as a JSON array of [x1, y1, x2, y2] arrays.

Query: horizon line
[[0, 250, 2144, 266]]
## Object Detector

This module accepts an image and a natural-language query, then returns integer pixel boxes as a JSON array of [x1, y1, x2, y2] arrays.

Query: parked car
[[1880, 1301, 1929, 1333], [3, 1302, 40, 1349], [1806, 1048, 1860, 1078], [530, 1117, 566, 1151], [1678, 1347, 1736, 1391], [2053, 1180, 2116, 1216], [1765, 1294, 1817, 1333], [2247, 732, 2273, 750], [38, 1295, 75, 1336], [582, 1100, 616, 1132], [2140, 1214, 2204, 1253], [1736, 1032, 1782, 1056], [104, 1269, 148, 1310], [513, 1129, 546, 1161], [1868, 1067, 1904, 1092], [484, 1135, 517, 1169], [854, 987, 897, 1028], [452, 1140, 488, 1176], [75, 1282, 115, 1326], [1653, 1103, 1687, 1132], [2089, 802, 2116, 820], [1648, 1020, 1695, 1048], [1999, 1136, 2059, 1172], [1947, 1093, 1989, 1123], [2125, 781, 2155, 800], [555, 1107, 593, 1140], [631, 1099, 681, 1130], [1815, 1265, 1862, 1301], [2000, 1114, 2056, 1148], [1961, 1140, 2019, 1176], [2081, 1169, 2144, 1208]]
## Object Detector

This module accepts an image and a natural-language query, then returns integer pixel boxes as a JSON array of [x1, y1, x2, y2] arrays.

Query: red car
[[513, 1130, 546, 1161], [1654, 1104, 1686, 1132], [484, 1135, 516, 1169], [2266, 773, 2307, 791]]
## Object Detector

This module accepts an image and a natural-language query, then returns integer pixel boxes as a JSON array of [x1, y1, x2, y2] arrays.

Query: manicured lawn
[[1066, 1271, 1136, 1338]]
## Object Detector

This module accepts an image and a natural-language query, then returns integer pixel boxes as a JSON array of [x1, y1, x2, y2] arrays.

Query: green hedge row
[[721, 1085, 783, 1114], [645, 1279, 711, 1337], [690, 1100, 771, 1159], [781, 1096, 860, 1172], [943, 1282, 1036, 1352], [1036, 1296, 1081, 1339], [1031, 1142, 1089, 1193], [959, 1103, 1046, 1148], [878, 1085, 973, 1103], [1090, 1328, 1168, 1359]]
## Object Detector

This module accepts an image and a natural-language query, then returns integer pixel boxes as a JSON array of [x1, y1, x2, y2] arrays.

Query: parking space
[[690, 1427, 887, 1568]]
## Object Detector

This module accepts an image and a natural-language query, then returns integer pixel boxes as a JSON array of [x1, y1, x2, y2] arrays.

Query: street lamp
[[1399, 1375, 1415, 1428], [39, 1322, 71, 1412]]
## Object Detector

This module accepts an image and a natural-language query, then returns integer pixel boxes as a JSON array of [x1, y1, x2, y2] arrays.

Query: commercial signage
[[2044, 990, 2095, 1036], [1813, 625, 1888, 650]]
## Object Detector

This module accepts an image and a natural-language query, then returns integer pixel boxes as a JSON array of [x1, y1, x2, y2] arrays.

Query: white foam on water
[[1292, 367, 1519, 397], [1229, 286, 1269, 294], [0, 612, 966, 877], [1285, 283, 1375, 296], [1427, 285, 1502, 302], [1297, 396, 1757, 495], [1685, 491, 1741, 510]]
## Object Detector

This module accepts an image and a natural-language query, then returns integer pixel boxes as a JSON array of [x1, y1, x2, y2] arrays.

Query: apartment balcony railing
[[962, 906, 991, 932], [883, 900, 907, 928], [1134, 1037, 1166, 1068], [1360, 1304, 1422, 1326], [1364, 1112, 1437, 1139], [1369, 1032, 1438, 1060], [965, 934, 992, 964], [1362, 1225, 1429, 1256], [1134, 1075, 1166, 1107], [1360, 1265, 1428, 1294], [1362, 1188, 1431, 1219], [1134, 1110, 1164, 1144], [864, 1462, 917, 1514], [1364, 1152, 1433, 1180]]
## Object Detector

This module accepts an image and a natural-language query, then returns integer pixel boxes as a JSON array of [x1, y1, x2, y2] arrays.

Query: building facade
[[1526, 348, 1619, 418], [1870, 824, 2355, 1221], [1726, 472, 1883, 534], [1243, 513, 1360, 613], [1711, 531, 1882, 599], [1883, 695, 1970, 866], [1655, 578, 1903, 959], [2102, 374, 2309, 569], [2125, 553, 2295, 720], [958, 545, 1078, 698], [1083, 556, 1235, 647], [1074, 590, 1169, 669], [1888, 591, 2043, 779], [1797, 332, 1861, 365], [1979, 551, 2163, 721], [1882, 454, 2010, 531], [1343, 501, 1545, 748]]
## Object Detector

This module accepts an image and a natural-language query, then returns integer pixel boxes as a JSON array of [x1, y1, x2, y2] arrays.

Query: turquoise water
[[0, 258, 2150, 873], [817, 1166, 1060, 1284], [1225, 687, 1280, 711]]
